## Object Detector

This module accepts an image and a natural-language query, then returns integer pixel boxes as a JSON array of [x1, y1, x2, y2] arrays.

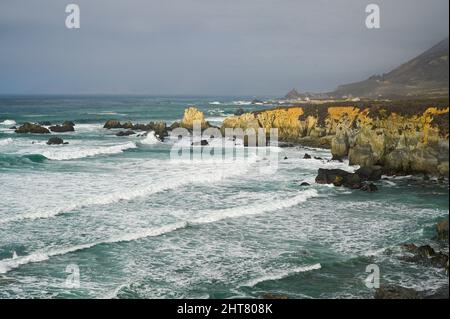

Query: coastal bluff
[[220, 100, 449, 177]]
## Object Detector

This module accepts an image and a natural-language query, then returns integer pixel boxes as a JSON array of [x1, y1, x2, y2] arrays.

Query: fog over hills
[[287, 38, 449, 99]]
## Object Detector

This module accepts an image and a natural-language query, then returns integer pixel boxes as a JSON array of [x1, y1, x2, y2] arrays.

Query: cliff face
[[220, 102, 449, 177]]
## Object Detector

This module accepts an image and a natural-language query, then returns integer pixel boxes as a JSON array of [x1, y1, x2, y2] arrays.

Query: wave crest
[[41, 142, 137, 160]]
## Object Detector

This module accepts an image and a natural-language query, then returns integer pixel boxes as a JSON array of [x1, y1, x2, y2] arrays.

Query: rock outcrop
[[401, 243, 449, 271], [374, 285, 421, 299], [116, 130, 135, 137], [220, 100, 449, 177], [47, 137, 68, 145], [15, 123, 50, 134], [315, 167, 381, 191], [180, 107, 209, 130], [49, 121, 75, 132], [103, 120, 168, 140]]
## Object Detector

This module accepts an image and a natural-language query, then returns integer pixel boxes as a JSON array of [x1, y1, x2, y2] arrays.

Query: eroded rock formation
[[220, 101, 449, 177]]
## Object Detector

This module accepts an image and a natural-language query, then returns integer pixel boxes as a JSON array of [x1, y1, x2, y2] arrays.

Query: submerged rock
[[15, 123, 50, 134], [219, 103, 449, 177]]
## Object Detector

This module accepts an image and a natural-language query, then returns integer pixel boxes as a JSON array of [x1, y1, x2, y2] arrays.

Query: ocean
[[0, 96, 448, 299]]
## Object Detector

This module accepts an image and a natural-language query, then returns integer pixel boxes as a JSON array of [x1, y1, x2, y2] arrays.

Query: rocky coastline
[[8, 102, 448, 298]]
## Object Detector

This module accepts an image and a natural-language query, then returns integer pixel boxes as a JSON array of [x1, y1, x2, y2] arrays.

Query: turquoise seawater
[[0, 96, 448, 299]]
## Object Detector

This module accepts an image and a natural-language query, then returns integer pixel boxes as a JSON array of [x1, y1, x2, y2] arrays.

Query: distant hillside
[[330, 38, 449, 99], [287, 38, 449, 99]]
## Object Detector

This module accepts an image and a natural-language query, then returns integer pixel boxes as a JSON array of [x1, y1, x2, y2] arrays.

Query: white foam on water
[[0, 138, 13, 146], [0, 222, 187, 274], [139, 131, 161, 145], [209, 101, 221, 105], [241, 263, 322, 287], [87, 112, 128, 116], [0, 189, 319, 274], [0, 120, 16, 126], [74, 124, 103, 132], [233, 101, 252, 106], [0, 156, 257, 224], [41, 142, 137, 160], [191, 189, 318, 224], [205, 117, 226, 123]]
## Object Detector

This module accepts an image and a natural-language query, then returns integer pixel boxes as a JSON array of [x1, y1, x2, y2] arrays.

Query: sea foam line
[[0, 189, 318, 274], [0, 138, 13, 146], [0, 158, 257, 225], [241, 263, 322, 287], [0, 120, 16, 126], [41, 142, 137, 160], [0, 222, 187, 274]]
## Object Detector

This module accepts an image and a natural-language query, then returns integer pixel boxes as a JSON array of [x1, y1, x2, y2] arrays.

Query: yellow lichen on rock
[[181, 107, 208, 129], [218, 103, 449, 176], [221, 113, 260, 133], [256, 107, 304, 141]]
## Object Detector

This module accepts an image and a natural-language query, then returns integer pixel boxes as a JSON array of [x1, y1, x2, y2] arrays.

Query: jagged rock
[[39, 121, 52, 126], [15, 123, 50, 134], [401, 243, 449, 271], [234, 107, 245, 116], [9, 126, 16, 130], [46, 137, 67, 145], [314, 156, 323, 160], [436, 219, 449, 240], [104, 120, 122, 129], [303, 153, 312, 159], [374, 285, 421, 299], [181, 107, 209, 130], [116, 130, 136, 137], [315, 168, 362, 189], [219, 103, 449, 177]]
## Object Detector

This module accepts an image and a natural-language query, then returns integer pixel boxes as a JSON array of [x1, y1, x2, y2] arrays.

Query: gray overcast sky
[[0, 0, 448, 96]]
